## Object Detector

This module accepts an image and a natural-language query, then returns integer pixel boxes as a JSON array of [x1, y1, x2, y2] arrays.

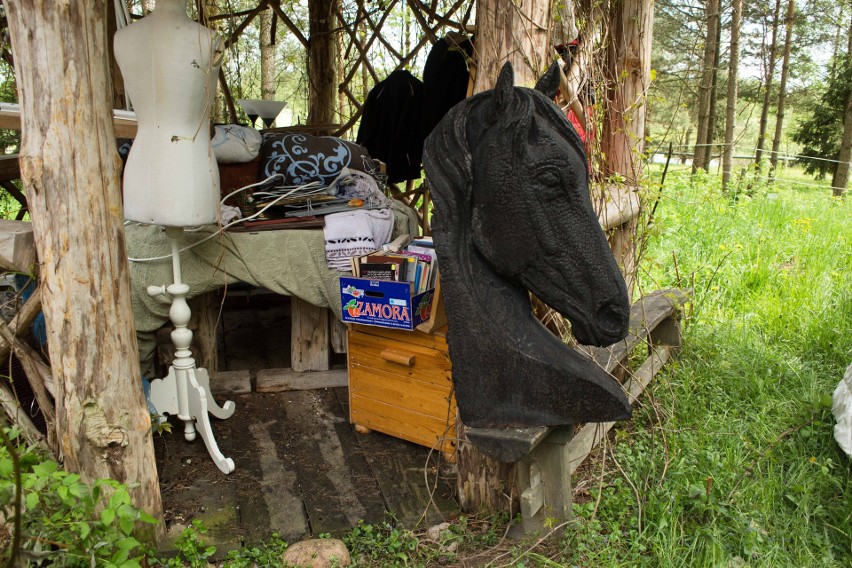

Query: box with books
[[339, 239, 439, 331]]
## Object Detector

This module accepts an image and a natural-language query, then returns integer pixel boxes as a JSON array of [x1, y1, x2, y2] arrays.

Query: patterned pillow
[[258, 132, 381, 187]]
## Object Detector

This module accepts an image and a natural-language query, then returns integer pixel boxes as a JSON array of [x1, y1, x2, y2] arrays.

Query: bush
[[0, 427, 158, 567]]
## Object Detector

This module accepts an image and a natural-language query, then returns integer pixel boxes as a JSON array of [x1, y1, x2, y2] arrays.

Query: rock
[[425, 521, 452, 542], [281, 538, 351, 567]]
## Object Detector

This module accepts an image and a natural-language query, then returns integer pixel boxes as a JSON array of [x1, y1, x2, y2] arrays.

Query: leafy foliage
[[791, 53, 852, 179], [0, 429, 158, 567]]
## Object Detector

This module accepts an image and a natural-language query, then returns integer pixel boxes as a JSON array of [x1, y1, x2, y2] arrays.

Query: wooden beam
[[0, 219, 35, 273], [0, 109, 138, 138], [223, 0, 269, 50], [596, 185, 641, 231], [0, 284, 41, 364], [291, 297, 330, 372], [269, 1, 309, 48], [0, 154, 21, 181], [256, 367, 347, 392]]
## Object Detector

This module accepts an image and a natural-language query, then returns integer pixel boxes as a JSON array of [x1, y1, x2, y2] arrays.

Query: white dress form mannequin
[[115, 1, 235, 474], [115, 0, 224, 227]]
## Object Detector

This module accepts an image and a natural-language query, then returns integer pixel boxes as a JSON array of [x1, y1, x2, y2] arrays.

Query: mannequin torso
[[115, 0, 224, 226]]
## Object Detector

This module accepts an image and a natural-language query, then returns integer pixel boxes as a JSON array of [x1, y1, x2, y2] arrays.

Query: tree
[[831, 11, 852, 196], [791, 12, 851, 192], [260, 6, 276, 101], [755, 0, 782, 167], [769, 0, 796, 178], [723, 0, 743, 190], [692, 0, 720, 173], [307, 0, 338, 124], [4, 0, 163, 545], [472, 0, 551, 91]]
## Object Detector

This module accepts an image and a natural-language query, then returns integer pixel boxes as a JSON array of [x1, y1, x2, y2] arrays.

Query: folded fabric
[[323, 208, 394, 271], [334, 169, 392, 209], [212, 124, 263, 163]]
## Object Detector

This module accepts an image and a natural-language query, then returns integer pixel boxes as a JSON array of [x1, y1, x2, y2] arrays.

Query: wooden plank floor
[[154, 291, 459, 552]]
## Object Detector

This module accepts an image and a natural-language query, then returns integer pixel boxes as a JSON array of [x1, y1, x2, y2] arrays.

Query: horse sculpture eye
[[535, 169, 563, 200]]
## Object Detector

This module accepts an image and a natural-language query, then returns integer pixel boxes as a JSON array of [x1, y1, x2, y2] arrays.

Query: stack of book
[[351, 237, 438, 294]]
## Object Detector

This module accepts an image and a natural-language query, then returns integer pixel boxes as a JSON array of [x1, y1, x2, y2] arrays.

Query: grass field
[[560, 169, 852, 566]]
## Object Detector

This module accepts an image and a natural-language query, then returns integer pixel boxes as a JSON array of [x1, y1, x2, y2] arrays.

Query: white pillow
[[211, 124, 262, 163]]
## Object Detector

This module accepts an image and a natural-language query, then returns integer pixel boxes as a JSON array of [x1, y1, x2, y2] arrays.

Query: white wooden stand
[[147, 228, 236, 474]]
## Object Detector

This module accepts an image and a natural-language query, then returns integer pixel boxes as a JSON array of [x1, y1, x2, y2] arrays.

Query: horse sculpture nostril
[[597, 300, 629, 337]]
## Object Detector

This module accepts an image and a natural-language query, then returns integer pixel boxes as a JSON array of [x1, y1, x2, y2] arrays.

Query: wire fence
[[647, 142, 849, 194]]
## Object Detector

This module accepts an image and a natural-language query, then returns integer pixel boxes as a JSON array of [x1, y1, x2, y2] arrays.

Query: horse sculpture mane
[[423, 62, 632, 428]]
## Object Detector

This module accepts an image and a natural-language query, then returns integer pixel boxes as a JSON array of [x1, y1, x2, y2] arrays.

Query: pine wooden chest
[[347, 324, 457, 461]]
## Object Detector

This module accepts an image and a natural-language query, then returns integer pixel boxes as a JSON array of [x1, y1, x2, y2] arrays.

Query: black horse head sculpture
[[423, 62, 632, 428]]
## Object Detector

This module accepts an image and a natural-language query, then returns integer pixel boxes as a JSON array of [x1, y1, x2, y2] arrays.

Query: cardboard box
[[340, 277, 435, 331]]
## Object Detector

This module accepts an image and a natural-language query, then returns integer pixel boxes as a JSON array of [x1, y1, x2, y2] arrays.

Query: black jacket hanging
[[421, 34, 473, 139], [356, 70, 424, 184]]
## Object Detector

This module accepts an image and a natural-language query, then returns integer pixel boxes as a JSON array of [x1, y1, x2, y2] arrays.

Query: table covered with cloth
[[126, 200, 419, 377]]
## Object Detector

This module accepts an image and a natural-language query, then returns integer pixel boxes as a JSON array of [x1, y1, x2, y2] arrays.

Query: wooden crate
[[347, 324, 457, 461]]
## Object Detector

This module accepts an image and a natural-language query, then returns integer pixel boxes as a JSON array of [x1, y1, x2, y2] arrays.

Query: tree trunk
[[755, 0, 782, 167], [308, 0, 338, 125], [723, 0, 743, 191], [260, 6, 276, 102], [769, 0, 796, 178], [601, 0, 654, 299], [458, 0, 553, 518], [473, 0, 552, 91], [834, 89, 852, 196], [831, 12, 852, 197], [692, 0, 720, 173], [5, 0, 163, 545], [704, 12, 722, 172]]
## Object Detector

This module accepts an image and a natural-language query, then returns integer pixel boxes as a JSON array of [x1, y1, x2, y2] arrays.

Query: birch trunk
[[261, 6, 277, 101], [5, 0, 163, 545]]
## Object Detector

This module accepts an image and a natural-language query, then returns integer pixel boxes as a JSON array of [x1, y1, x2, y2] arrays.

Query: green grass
[[561, 169, 852, 566]]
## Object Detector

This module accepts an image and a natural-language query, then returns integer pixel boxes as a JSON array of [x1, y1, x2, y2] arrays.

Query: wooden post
[[291, 296, 330, 372], [5, 0, 163, 544], [307, 0, 339, 125], [472, 0, 552, 91], [601, 0, 654, 300], [189, 292, 219, 378], [456, 0, 554, 517]]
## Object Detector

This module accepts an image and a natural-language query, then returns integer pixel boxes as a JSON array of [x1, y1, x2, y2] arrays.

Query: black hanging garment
[[356, 70, 424, 184], [421, 33, 474, 139]]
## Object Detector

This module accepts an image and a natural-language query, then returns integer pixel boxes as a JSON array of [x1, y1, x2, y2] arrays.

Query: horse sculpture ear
[[494, 62, 514, 113], [534, 60, 562, 100]]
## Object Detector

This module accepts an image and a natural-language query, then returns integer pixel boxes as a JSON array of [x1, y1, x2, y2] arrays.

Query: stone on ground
[[281, 538, 351, 567]]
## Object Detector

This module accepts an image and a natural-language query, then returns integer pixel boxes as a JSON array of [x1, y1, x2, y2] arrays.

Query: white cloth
[[832, 363, 852, 457], [212, 124, 263, 163], [323, 208, 394, 271]]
